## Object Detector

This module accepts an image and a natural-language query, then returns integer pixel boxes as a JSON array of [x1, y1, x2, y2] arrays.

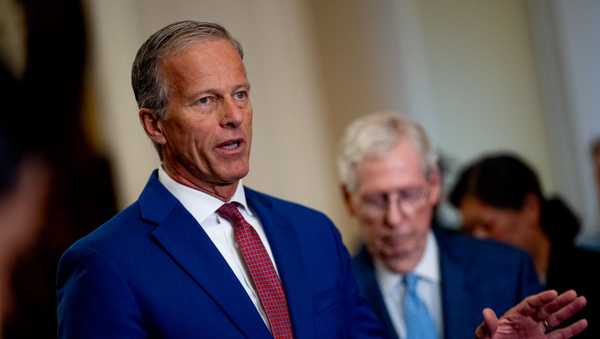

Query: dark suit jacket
[[546, 244, 600, 339], [352, 228, 541, 339], [57, 171, 384, 338]]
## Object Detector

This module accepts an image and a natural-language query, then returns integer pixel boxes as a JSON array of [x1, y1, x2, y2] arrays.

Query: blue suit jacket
[[57, 172, 384, 338], [352, 227, 541, 339]]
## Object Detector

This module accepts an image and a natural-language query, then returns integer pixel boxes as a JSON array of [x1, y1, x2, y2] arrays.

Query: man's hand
[[475, 290, 587, 339]]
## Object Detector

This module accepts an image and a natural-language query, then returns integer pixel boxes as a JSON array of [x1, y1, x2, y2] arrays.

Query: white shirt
[[374, 232, 444, 339], [158, 167, 276, 326]]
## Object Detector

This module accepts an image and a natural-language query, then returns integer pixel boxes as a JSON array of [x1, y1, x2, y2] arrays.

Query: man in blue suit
[[57, 21, 587, 339], [56, 21, 384, 338], [338, 112, 562, 339]]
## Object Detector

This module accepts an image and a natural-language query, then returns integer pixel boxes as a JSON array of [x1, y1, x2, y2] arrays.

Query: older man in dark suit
[[339, 112, 587, 339]]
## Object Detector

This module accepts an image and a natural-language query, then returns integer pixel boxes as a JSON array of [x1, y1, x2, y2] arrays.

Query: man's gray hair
[[338, 112, 438, 192], [131, 21, 244, 119]]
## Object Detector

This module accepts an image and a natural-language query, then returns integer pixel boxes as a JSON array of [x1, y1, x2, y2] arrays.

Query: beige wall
[[87, 0, 558, 249], [528, 0, 600, 241], [417, 0, 553, 191]]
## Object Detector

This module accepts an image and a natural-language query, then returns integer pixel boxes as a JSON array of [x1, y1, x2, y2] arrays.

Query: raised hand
[[475, 290, 587, 339]]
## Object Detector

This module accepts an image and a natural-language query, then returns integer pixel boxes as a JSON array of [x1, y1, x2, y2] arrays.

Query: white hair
[[337, 112, 438, 192]]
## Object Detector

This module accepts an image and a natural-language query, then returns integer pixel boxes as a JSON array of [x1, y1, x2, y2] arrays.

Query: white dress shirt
[[374, 232, 444, 339], [158, 167, 276, 326]]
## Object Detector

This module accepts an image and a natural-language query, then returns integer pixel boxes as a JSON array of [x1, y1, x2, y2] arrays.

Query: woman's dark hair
[[449, 153, 580, 244]]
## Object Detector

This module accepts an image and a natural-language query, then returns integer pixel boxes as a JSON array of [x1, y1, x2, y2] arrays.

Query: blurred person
[[2, 1, 118, 337], [0, 63, 49, 337], [339, 112, 570, 339], [449, 153, 600, 339], [0, 135, 49, 337]]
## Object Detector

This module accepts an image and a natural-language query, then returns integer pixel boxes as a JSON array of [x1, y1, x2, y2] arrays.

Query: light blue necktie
[[403, 273, 437, 339]]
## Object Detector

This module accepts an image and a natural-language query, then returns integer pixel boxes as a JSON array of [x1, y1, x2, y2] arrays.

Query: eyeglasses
[[359, 186, 430, 217]]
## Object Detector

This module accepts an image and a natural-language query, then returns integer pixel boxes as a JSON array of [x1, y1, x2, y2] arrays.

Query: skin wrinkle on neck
[[161, 162, 239, 202]]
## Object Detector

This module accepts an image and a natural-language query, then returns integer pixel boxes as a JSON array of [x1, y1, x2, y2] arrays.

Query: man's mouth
[[217, 139, 244, 151]]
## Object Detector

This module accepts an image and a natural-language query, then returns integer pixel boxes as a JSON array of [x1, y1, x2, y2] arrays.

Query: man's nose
[[220, 97, 243, 128], [384, 195, 406, 226]]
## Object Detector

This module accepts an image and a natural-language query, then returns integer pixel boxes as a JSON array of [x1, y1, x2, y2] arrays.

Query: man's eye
[[363, 195, 386, 207], [233, 91, 248, 100], [196, 96, 215, 105], [399, 188, 424, 201]]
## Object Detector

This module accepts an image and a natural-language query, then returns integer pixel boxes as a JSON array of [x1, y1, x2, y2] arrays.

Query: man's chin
[[215, 169, 250, 186], [380, 252, 420, 273]]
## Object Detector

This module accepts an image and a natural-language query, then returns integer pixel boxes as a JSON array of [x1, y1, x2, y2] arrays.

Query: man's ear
[[427, 166, 442, 205], [139, 108, 166, 145], [522, 193, 541, 225], [341, 185, 357, 216]]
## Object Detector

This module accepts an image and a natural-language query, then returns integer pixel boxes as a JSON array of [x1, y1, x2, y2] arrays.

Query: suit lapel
[[246, 189, 315, 339], [140, 173, 271, 339], [353, 249, 399, 339], [436, 230, 473, 339]]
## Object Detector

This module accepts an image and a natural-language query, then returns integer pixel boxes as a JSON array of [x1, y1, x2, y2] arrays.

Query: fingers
[[541, 290, 587, 338], [543, 290, 578, 317], [474, 324, 487, 339], [482, 308, 498, 334], [475, 289, 588, 339], [548, 319, 588, 339], [474, 308, 497, 339], [546, 295, 587, 329], [518, 289, 581, 323], [517, 290, 559, 317]]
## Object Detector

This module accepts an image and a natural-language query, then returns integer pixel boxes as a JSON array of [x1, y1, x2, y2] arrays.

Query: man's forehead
[[160, 39, 248, 91], [355, 152, 427, 192], [161, 37, 238, 58], [358, 141, 424, 172]]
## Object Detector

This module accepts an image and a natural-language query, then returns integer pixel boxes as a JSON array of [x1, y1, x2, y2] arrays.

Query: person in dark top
[[0, 62, 50, 338], [449, 152, 600, 339]]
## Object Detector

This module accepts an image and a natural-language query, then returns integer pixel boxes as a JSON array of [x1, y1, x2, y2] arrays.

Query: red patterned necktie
[[217, 203, 294, 339]]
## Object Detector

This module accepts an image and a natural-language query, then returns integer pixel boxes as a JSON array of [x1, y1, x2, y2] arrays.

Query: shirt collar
[[158, 166, 251, 223], [375, 231, 440, 293]]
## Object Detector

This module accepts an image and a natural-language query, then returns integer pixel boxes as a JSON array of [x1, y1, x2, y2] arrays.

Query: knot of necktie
[[217, 202, 245, 226], [403, 273, 419, 292]]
